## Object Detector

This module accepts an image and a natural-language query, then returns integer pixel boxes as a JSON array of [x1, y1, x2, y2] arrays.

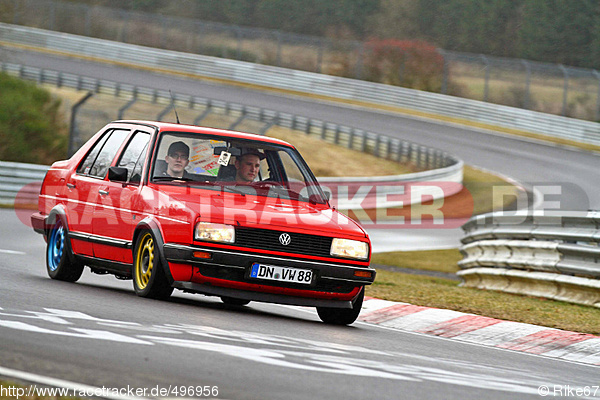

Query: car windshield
[[151, 132, 327, 204]]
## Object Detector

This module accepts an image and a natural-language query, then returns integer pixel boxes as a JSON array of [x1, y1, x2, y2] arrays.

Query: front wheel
[[317, 287, 364, 325], [133, 231, 173, 300], [46, 217, 84, 282]]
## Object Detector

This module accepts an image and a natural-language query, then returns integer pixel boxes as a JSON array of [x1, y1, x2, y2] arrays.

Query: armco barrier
[[2, 23, 600, 146], [459, 211, 600, 308], [0, 161, 47, 207]]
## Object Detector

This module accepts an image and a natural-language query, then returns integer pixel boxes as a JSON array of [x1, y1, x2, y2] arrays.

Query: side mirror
[[108, 166, 128, 182]]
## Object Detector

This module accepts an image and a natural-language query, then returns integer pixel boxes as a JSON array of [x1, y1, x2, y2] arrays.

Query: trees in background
[[62, 0, 600, 69]]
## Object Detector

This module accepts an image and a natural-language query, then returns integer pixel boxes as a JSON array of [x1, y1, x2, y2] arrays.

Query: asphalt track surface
[[2, 209, 600, 400], [1, 47, 600, 399]]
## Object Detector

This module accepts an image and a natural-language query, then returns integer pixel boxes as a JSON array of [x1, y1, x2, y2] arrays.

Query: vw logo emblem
[[279, 233, 291, 246]]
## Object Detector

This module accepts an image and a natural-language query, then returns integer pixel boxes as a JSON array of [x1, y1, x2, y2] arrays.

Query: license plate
[[249, 263, 313, 285]]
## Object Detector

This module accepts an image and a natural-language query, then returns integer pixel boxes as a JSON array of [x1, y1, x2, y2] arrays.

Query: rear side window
[[117, 131, 151, 183], [77, 129, 129, 178]]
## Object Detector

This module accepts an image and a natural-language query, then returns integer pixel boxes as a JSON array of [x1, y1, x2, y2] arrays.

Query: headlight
[[194, 222, 235, 243], [330, 238, 369, 260]]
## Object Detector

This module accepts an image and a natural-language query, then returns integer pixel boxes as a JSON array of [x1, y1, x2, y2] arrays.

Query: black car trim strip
[[69, 231, 131, 249]]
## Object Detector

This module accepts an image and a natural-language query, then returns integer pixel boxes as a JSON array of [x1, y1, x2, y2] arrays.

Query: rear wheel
[[46, 218, 84, 282], [133, 231, 173, 299], [317, 287, 364, 325]]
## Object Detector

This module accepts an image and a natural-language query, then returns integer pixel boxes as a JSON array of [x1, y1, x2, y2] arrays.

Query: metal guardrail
[[2, 23, 600, 147], [459, 212, 600, 308], [0, 161, 47, 207]]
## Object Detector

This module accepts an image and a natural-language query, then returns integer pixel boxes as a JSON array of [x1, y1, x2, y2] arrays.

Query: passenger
[[234, 149, 265, 183], [163, 141, 190, 178]]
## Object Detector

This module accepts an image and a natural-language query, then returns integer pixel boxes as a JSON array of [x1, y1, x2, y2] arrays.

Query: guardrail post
[[594, 70, 600, 121], [440, 50, 449, 94], [12, 0, 20, 24], [316, 39, 324, 74], [84, 4, 92, 36], [69, 91, 94, 157], [118, 95, 137, 120], [49, 0, 56, 31], [560, 64, 569, 116], [194, 101, 212, 125], [235, 26, 243, 60], [354, 42, 364, 80], [157, 104, 174, 122], [348, 129, 355, 150], [275, 31, 282, 67], [229, 107, 247, 130], [480, 54, 490, 102], [521, 59, 531, 109]]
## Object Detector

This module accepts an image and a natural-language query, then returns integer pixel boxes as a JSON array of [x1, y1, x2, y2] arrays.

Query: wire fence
[[2, 0, 600, 121], [0, 61, 462, 176]]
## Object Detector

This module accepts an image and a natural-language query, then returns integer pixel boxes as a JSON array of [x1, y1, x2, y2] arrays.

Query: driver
[[235, 149, 265, 183]]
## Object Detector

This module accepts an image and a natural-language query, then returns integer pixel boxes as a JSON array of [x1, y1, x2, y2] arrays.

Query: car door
[[93, 128, 153, 264], [65, 128, 130, 257]]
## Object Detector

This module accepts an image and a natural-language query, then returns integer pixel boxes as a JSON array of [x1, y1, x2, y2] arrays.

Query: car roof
[[113, 120, 295, 148]]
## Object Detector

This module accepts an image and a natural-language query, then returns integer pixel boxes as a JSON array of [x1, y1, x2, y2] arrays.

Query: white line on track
[[0, 249, 26, 255]]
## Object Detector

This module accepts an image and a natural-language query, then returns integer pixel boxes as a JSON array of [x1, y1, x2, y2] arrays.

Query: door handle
[[99, 189, 109, 195], [66, 183, 75, 189]]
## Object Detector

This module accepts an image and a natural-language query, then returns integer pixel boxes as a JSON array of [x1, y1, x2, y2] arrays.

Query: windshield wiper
[[220, 185, 246, 196], [153, 176, 196, 182]]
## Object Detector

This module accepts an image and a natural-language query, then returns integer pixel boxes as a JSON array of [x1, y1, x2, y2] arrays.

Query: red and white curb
[[359, 297, 600, 366]]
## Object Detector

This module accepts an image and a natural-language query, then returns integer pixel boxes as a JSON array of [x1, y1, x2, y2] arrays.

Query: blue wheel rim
[[48, 222, 65, 272]]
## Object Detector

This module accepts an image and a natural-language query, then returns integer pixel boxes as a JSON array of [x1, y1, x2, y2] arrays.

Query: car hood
[[150, 185, 368, 238]]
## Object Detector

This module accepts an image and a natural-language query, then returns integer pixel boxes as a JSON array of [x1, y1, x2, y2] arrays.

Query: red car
[[31, 120, 375, 324]]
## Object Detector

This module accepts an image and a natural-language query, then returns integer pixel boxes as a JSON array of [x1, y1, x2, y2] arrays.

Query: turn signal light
[[354, 270, 373, 278], [193, 251, 212, 259]]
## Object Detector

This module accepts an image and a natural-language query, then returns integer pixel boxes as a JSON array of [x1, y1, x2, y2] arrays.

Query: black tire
[[220, 296, 251, 306], [317, 287, 364, 325], [46, 217, 84, 282], [133, 231, 173, 300]]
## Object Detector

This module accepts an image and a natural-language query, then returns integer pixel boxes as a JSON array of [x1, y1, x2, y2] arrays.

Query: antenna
[[169, 90, 181, 124]]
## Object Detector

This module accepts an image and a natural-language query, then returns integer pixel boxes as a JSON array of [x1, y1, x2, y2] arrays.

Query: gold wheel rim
[[135, 233, 154, 290]]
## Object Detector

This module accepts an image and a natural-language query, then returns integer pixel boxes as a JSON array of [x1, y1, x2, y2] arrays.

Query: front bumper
[[163, 243, 375, 302]]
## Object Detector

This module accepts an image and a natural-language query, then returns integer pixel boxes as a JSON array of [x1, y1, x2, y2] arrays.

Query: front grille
[[235, 227, 333, 258]]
